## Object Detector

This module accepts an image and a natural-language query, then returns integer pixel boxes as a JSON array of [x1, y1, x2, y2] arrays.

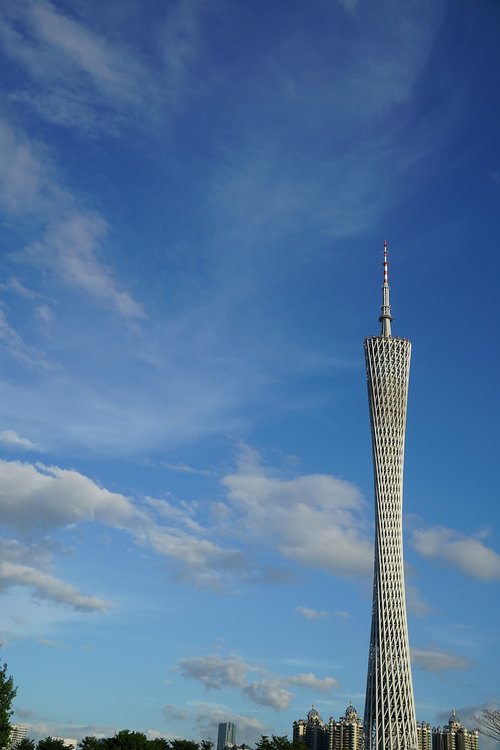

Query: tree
[[37, 739, 70, 750], [148, 740, 169, 750], [199, 741, 213, 750], [0, 660, 17, 749], [106, 731, 148, 750], [475, 709, 500, 742], [269, 738, 293, 750], [168, 741, 199, 750], [78, 738, 105, 750], [256, 736, 293, 750], [16, 740, 35, 750]]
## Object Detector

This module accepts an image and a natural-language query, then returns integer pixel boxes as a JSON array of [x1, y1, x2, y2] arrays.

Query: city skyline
[[0, 1, 499, 749]]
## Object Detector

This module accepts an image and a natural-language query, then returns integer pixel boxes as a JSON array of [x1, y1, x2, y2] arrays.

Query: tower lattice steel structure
[[363, 243, 417, 750]]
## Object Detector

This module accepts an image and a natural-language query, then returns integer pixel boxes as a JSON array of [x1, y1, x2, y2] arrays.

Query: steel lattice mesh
[[363, 336, 418, 750]]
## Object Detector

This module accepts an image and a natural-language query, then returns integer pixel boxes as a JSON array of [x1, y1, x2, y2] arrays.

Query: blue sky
[[0, 0, 499, 746]]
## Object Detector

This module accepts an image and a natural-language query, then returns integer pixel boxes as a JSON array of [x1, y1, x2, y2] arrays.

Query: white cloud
[[162, 462, 215, 478], [0, 445, 371, 599], [411, 525, 500, 581], [182, 703, 266, 744], [334, 610, 351, 619], [145, 524, 247, 590], [0, 459, 136, 532], [411, 647, 473, 673], [0, 559, 110, 612], [286, 673, 338, 692], [296, 606, 330, 620], [37, 638, 69, 649], [337, 0, 358, 13], [174, 652, 338, 712], [12, 717, 121, 744], [222, 447, 372, 579], [163, 705, 192, 722], [243, 678, 293, 711], [406, 584, 435, 618], [0, 430, 40, 452], [195, 710, 265, 742], [175, 654, 249, 689], [0, 459, 246, 593]]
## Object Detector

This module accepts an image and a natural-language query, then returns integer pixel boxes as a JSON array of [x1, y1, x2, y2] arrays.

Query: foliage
[[59, 734, 214, 750], [0, 660, 17, 750], [147, 740, 169, 750], [105, 732, 149, 750], [475, 709, 500, 742], [78, 739, 104, 750], [256, 736, 293, 750], [168, 741, 199, 750], [16, 739, 36, 750], [37, 739, 70, 750]]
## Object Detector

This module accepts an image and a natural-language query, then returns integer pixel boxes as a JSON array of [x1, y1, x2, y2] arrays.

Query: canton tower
[[363, 243, 417, 750]]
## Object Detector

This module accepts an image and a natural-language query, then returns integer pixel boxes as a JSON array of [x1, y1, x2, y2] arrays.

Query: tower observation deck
[[363, 242, 417, 750]]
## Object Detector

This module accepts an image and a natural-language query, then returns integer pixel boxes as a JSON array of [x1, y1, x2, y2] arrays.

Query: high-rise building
[[363, 242, 418, 750], [293, 706, 329, 750], [332, 704, 363, 750], [293, 705, 362, 750], [217, 723, 237, 750], [10, 725, 28, 748], [432, 711, 479, 750], [417, 722, 432, 750]]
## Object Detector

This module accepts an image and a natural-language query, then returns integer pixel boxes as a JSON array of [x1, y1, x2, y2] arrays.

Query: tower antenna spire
[[379, 240, 393, 337]]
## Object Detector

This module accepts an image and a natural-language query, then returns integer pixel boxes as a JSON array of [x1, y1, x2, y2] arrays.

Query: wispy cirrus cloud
[[0, 430, 40, 452], [0, 0, 156, 133], [296, 606, 330, 620], [22, 212, 145, 320], [37, 638, 69, 650], [0, 119, 61, 215], [0, 307, 53, 370], [0, 119, 144, 321], [0, 0, 212, 135]]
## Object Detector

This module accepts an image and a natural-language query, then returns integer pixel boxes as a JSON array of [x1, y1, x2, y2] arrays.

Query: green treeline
[[15, 734, 303, 750]]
